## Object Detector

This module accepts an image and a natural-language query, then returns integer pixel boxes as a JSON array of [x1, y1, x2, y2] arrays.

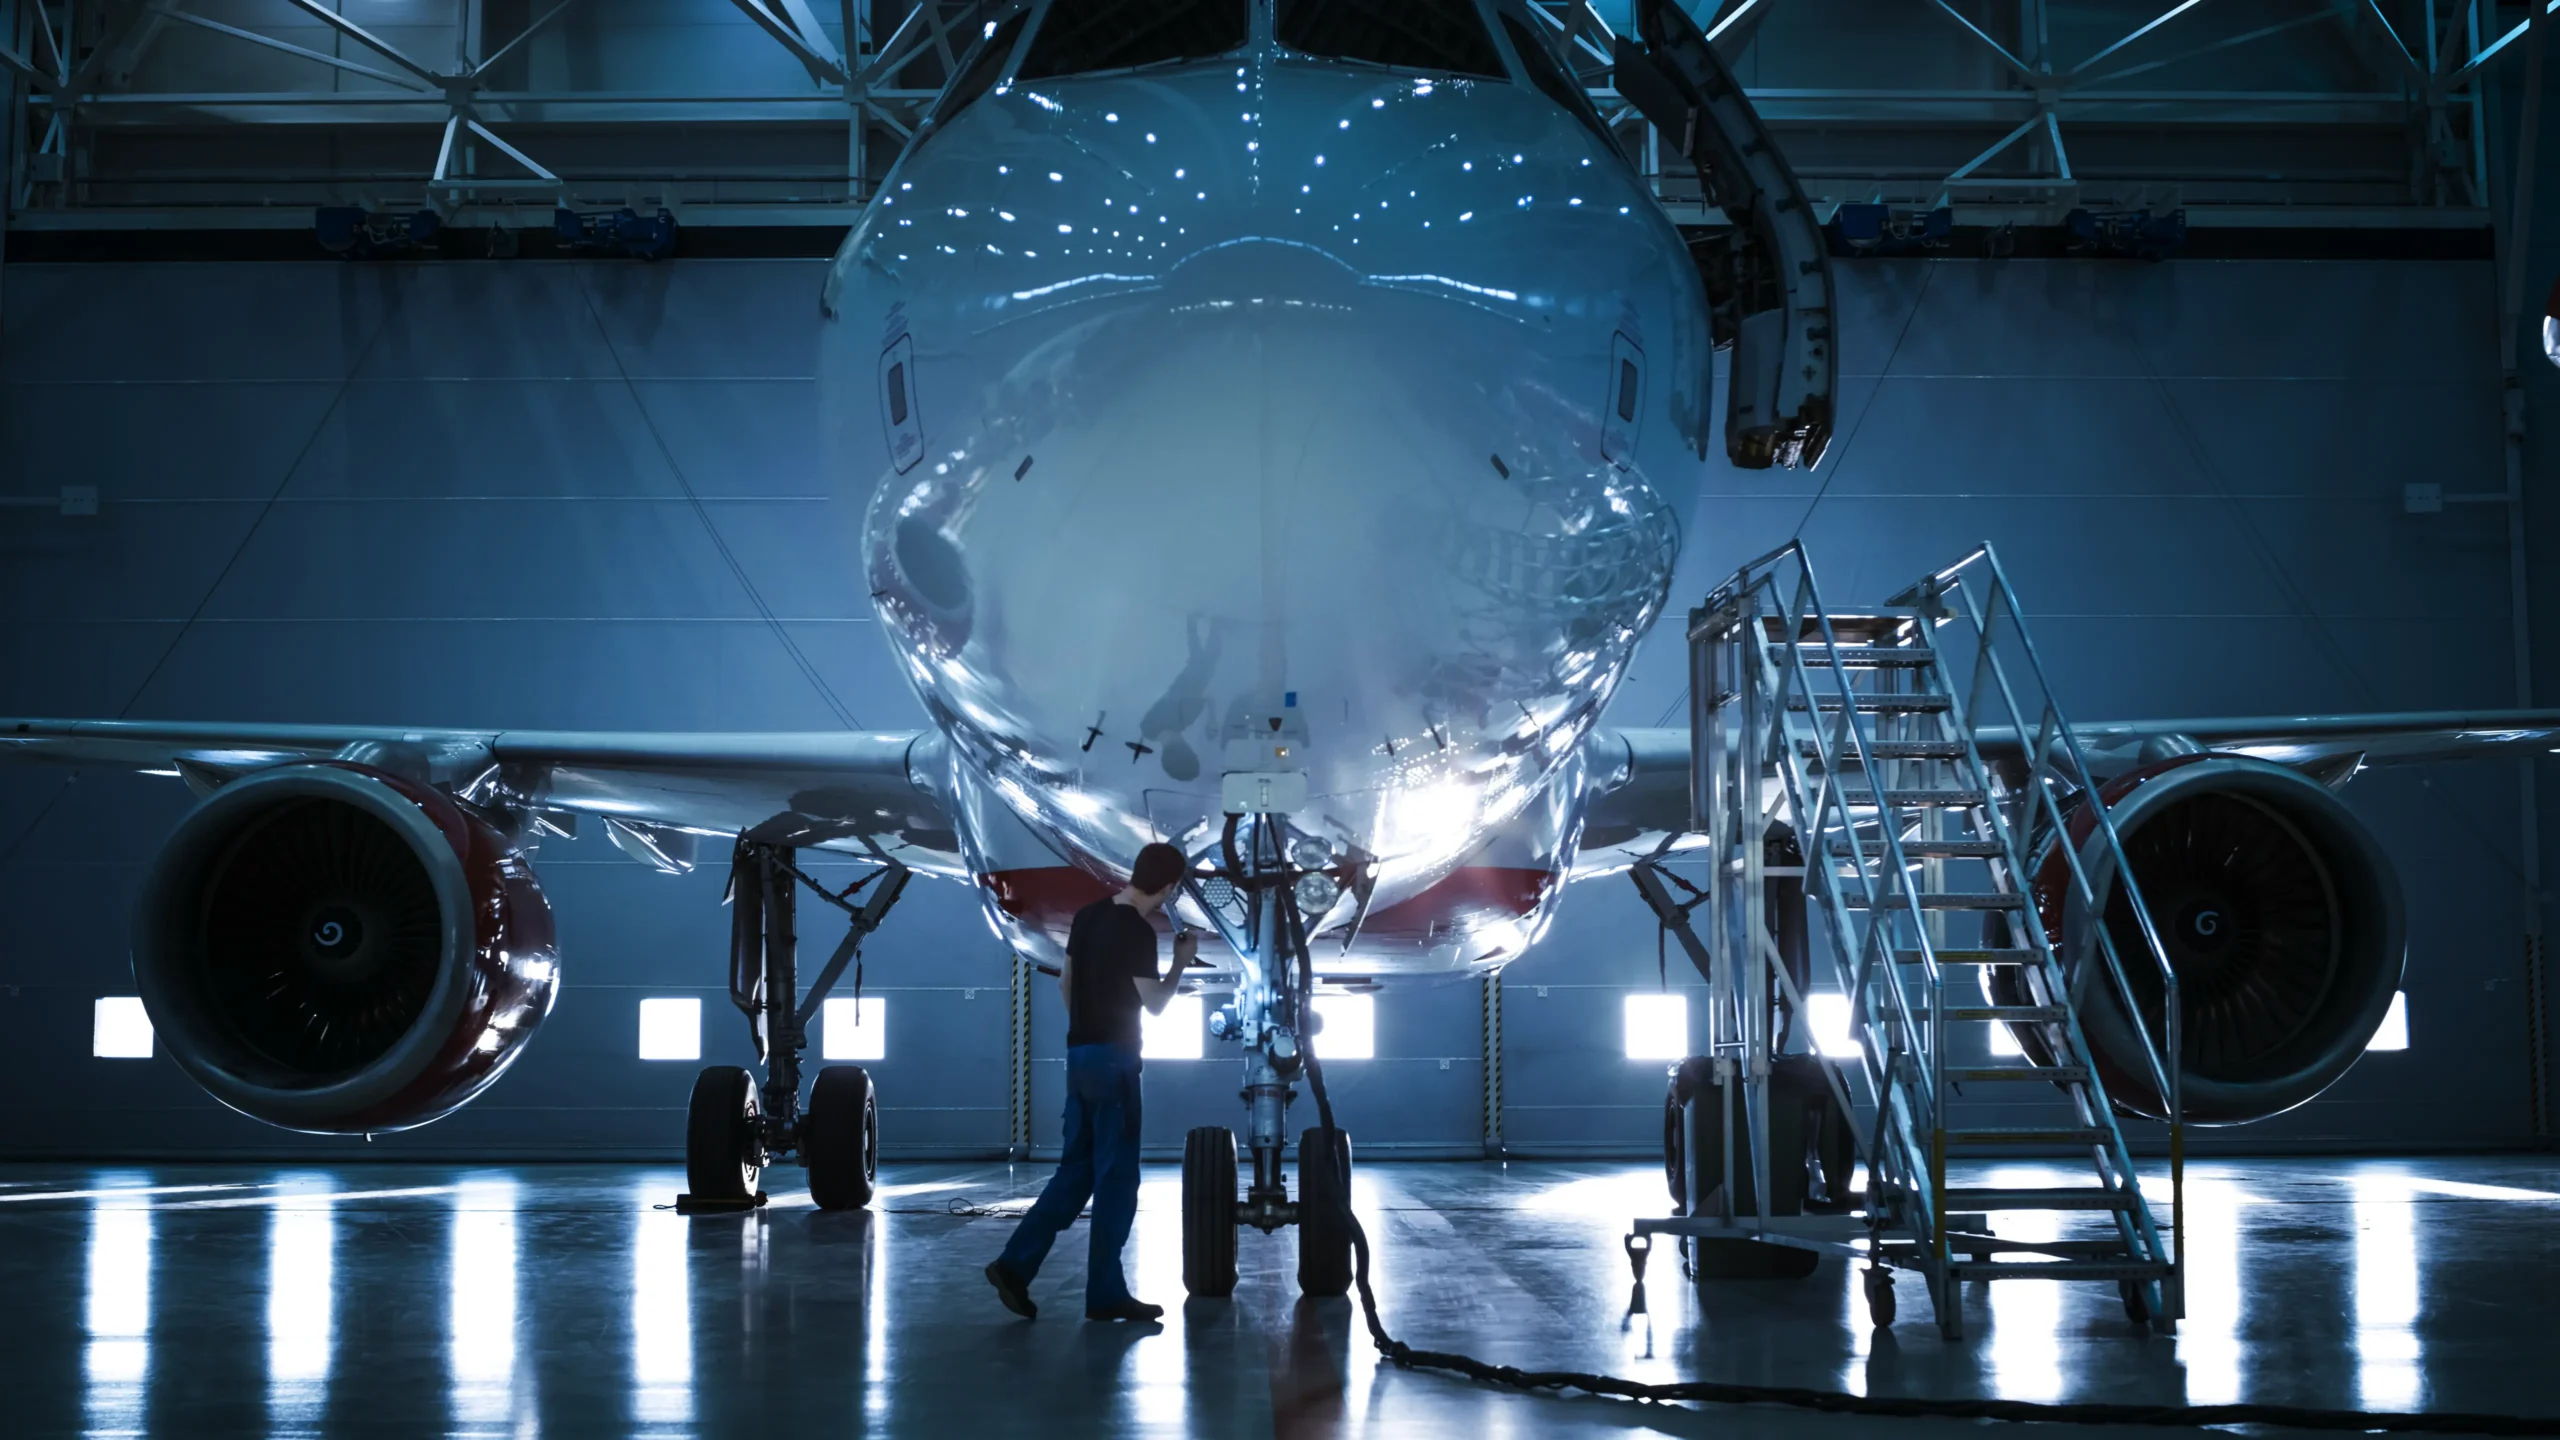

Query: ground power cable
[[1280, 902, 2556, 1435]]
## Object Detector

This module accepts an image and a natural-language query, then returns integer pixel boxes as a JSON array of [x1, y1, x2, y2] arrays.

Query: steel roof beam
[[272, 0, 448, 88], [147, 6, 438, 94], [728, 0, 848, 86]]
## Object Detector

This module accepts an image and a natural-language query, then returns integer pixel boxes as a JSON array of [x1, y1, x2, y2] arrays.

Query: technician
[[985, 841, 1194, 1322]]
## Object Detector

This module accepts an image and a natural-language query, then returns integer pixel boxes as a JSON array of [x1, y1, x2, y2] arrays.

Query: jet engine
[[1993, 754, 2405, 1125], [132, 762, 560, 1134]]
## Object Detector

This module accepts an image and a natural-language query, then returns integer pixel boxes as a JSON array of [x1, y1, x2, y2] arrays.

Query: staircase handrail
[[1887, 544, 2186, 1148]]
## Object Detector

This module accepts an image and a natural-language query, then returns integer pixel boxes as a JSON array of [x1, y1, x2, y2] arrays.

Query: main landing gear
[[678, 839, 908, 1213], [1177, 814, 1360, 1299]]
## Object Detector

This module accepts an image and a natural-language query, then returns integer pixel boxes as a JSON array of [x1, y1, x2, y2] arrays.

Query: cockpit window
[[1500, 13, 1619, 153], [934, 11, 1028, 124], [1016, 0, 1251, 79], [1275, 0, 1506, 79]]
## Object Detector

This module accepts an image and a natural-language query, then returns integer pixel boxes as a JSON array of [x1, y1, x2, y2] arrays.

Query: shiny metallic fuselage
[[821, 29, 1709, 970]]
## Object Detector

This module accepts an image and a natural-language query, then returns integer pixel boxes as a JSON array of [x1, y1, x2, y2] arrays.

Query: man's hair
[[1130, 842, 1188, 896]]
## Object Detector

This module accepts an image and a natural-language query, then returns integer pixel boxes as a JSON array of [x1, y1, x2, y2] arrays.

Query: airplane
[[5, 0, 2556, 1302]]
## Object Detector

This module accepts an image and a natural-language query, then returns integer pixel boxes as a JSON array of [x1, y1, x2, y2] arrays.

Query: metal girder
[[149, 5, 437, 93], [728, 0, 848, 86], [1, 0, 2540, 230], [1926, 0, 2036, 82], [272, 0, 448, 87]]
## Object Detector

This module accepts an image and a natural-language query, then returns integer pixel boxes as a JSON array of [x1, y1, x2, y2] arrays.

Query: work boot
[[985, 1261, 1037, 1319], [1085, 1298, 1165, 1323]]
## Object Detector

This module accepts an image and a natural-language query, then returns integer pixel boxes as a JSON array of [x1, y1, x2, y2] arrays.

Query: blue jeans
[[997, 1043, 1144, 1309]]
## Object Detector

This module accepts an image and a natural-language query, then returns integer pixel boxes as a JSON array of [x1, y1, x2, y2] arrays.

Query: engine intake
[[2003, 755, 2405, 1125], [134, 763, 559, 1134]]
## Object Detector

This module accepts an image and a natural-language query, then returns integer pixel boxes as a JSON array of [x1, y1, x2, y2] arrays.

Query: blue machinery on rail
[[1627, 541, 2188, 1338]]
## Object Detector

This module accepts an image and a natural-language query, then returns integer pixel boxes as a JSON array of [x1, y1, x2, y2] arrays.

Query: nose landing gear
[[1176, 814, 1361, 1297], [677, 839, 909, 1214]]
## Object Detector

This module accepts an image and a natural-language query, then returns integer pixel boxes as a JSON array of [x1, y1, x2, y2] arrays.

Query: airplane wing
[[0, 719, 963, 875], [1577, 710, 2560, 871]]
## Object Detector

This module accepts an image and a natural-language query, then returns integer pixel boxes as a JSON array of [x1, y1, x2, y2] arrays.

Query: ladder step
[[1800, 739, 1968, 759], [1853, 789, 1987, 809], [1844, 892, 2026, 911], [1907, 948, 2041, 965], [1895, 839, 2005, 858], [1947, 1065, 2089, 1083], [1943, 1004, 2065, 1021], [1943, 1187, 2137, 1212], [1788, 694, 1952, 713], [1947, 1259, 2172, 1282], [1772, 644, 1936, 667], [1944, 1127, 2112, 1148]]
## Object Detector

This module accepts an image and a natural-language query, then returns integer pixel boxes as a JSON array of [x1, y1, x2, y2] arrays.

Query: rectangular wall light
[[1310, 993, 1375, 1060], [1804, 993, 1865, 1060], [2365, 991, 2408, 1052], [1623, 993, 1688, 1061], [93, 997, 153, 1059], [637, 997, 701, 1062], [821, 996, 886, 1062], [1141, 995, 1204, 1060]]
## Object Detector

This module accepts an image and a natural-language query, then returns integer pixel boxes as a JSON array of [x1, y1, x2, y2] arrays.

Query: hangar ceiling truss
[[0, 0, 2545, 233]]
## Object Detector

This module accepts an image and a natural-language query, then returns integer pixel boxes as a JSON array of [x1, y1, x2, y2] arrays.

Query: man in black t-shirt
[[986, 841, 1193, 1322]]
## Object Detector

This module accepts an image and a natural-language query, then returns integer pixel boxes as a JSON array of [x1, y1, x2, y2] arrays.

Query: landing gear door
[[880, 334, 924, 474], [1601, 333, 1645, 468]]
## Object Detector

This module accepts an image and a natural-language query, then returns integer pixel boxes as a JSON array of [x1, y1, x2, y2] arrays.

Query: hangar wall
[[0, 253, 2540, 1161]]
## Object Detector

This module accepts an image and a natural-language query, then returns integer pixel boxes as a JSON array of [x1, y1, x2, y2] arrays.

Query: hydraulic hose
[[1278, 896, 2556, 1435]]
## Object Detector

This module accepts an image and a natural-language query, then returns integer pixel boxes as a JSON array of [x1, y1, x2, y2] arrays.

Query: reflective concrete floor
[[2, 1156, 2556, 1438]]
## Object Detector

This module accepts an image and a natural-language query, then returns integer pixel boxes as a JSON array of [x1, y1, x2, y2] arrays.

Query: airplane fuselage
[[821, 15, 1710, 972]]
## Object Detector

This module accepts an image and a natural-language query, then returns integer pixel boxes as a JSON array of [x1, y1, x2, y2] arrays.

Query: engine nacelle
[[133, 763, 560, 1134], [2003, 754, 2406, 1125]]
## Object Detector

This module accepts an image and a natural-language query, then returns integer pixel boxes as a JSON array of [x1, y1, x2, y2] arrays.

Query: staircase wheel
[[1296, 1126, 1354, 1297], [2119, 1278, 2151, 1325], [685, 1065, 762, 1202], [1181, 1126, 1238, 1297], [807, 1065, 878, 1210], [1863, 1265, 1897, 1328]]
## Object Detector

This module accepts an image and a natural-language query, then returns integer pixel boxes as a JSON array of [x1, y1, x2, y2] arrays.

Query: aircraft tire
[[685, 1065, 762, 1202], [1296, 1126, 1353, 1297], [807, 1065, 878, 1210], [1181, 1126, 1238, 1297]]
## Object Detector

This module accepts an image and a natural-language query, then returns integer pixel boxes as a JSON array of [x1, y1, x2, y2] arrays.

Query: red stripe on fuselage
[[978, 864, 1554, 941]]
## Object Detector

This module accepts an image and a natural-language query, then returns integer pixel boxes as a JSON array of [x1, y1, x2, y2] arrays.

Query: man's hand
[[1136, 927, 1196, 1015]]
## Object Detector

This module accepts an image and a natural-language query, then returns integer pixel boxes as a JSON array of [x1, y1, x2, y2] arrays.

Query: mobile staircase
[[1627, 541, 2186, 1338]]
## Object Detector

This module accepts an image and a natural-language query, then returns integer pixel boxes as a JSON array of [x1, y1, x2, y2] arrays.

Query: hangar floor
[[0, 1155, 2554, 1438]]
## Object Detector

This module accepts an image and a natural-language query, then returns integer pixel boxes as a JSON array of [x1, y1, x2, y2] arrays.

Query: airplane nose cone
[[866, 270, 1678, 874]]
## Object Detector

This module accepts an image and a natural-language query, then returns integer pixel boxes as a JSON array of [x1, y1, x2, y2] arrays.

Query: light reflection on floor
[[265, 1178, 334, 1431], [0, 1155, 2552, 1437], [628, 1179, 691, 1434]]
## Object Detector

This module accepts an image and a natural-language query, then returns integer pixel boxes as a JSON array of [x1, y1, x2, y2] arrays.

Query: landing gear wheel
[[685, 1065, 762, 1203], [2119, 1278, 2151, 1325], [1181, 1126, 1238, 1297], [1296, 1126, 1354, 1297], [1863, 1265, 1897, 1328], [807, 1065, 878, 1210]]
